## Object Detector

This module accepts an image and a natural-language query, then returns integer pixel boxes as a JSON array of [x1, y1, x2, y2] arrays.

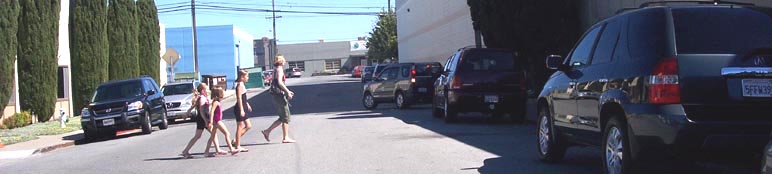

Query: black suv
[[536, 3, 772, 173], [362, 62, 443, 109], [81, 77, 168, 139], [432, 48, 527, 123]]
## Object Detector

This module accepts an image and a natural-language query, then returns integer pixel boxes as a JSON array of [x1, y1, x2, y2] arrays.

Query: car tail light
[[411, 68, 417, 83], [450, 76, 462, 89], [648, 57, 681, 104]]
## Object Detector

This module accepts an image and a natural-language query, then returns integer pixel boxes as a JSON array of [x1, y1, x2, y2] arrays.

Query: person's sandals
[[229, 150, 240, 155], [239, 147, 249, 152], [261, 130, 271, 142], [215, 151, 228, 156], [282, 139, 296, 144]]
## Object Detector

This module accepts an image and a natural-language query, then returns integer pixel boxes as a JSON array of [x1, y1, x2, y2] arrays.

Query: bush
[[2, 111, 32, 129], [18, 0, 60, 122]]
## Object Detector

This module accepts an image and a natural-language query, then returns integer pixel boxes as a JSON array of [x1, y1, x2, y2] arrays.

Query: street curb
[[0, 140, 75, 160]]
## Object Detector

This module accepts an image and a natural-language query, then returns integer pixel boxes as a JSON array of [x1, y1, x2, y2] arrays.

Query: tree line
[[0, 0, 161, 122]]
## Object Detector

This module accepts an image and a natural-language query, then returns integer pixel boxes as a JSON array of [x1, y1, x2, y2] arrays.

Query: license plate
[[102, 119, 114, 126], [418, 88, 427, 93], [485, 95, 499, 103], [742, 79, 772, 97]]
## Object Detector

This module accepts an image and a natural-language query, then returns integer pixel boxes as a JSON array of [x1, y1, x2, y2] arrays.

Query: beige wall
[[396, 0, 477, 65], [2, 105, 17, 123]]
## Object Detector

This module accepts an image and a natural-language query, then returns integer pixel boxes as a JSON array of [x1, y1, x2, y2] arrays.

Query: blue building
[[165, 25, 254, 86]]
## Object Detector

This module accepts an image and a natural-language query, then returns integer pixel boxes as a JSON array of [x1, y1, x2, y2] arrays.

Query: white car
[[161, 81, 198, 123], [286, 68, 303, 78]]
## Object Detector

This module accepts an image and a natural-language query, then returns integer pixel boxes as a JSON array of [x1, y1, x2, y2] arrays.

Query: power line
[[159, 5, 381, 16]]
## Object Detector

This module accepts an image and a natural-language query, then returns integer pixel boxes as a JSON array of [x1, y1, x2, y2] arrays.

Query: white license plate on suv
[[742, 79, 772, 97], [102, 119, 115, 126], [485, 95, 499, 103]]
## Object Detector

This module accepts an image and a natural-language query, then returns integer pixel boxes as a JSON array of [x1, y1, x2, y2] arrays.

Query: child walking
[[180, 83, 224, 158], [204, 87, 239, 157], [232, 70, 252, 152]]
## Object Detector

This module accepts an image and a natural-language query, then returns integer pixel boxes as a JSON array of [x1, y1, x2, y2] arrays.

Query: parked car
[[362, 62, 444, 109], [352, 65, 364, 78], [80, 77, 168, 139], [536, 3, 772, 174], [263, 70, 274, 86], [285, 68, 303, 78], [161, 81, 198, 123], [361, 66, 375, 83], [372, 64, 389, 78], [432, 47, 527, 123]]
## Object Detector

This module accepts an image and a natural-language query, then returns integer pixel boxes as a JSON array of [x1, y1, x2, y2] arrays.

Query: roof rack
[[639, 0, 754, 8]]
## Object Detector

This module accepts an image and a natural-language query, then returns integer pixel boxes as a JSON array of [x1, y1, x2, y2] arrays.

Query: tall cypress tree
[[137, 0, 160, 84], [70, 0, 109, 113], [0, 0, 20, 111], [18, 0, 60, 121], [108, 0, 139, 80]]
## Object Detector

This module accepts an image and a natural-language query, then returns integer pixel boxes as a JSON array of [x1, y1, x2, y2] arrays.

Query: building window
[[57, 67, 70, 99], [287, 61, 305, 70], [325, 59, 341, 70]]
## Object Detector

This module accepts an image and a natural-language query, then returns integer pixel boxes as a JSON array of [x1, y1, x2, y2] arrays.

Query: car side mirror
[[546, 55, 569, 71], [147, 90, 156, 96]]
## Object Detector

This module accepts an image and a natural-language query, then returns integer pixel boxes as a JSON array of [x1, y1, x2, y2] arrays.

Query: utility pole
[[191, 0, 200, 80], [271, 0, 278, 70], [388, 0, 391, 12]]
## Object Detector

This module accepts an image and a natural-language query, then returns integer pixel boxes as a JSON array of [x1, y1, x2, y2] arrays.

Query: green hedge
[[70, 0, 109, 113], [0, 1, 19, 111], [108, 0, 139, 81], [137, 0, 161, 84], [18, 0, 60, 122]]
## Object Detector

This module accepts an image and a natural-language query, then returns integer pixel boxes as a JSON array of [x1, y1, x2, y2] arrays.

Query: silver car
[[161, 81, 198, 123]]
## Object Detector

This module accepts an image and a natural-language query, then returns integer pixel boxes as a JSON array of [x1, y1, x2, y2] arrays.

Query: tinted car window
[[379, 68, 395, 80], [569, 26, 602, 67], [92, 81, 144, 102], [628, 8, 667, 59], [458, 51, 517, 72], [673, 8, 772, 54], [415, 63, 442, 76], [402, 66, 411, 78], [593, 19, 622, 64], [163, 84, 194, 96]]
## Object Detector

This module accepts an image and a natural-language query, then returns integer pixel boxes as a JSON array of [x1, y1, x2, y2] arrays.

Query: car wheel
[[159, 110, 169, 130], [432, 98, 442, 118], [537, 106, 567, 163], [443, 97, 457, 123], [604, 117, 632, 174], [395, 92, 409, 109], [141, 112, 152, 134], [511, 104, 527, 124], [363, 92, 378, 110]]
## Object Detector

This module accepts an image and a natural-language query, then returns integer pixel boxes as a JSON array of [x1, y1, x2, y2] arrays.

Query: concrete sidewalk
[[0, 130, 83, 160]]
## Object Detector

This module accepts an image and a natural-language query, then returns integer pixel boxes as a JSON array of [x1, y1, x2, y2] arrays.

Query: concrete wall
[[396, 0, 477, 65]]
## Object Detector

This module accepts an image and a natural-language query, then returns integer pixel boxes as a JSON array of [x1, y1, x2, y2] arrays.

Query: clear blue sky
[[157, 0, 394, 44]]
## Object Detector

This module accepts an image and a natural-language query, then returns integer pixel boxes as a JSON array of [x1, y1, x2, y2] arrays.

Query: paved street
[[2, 75, 754, 174]]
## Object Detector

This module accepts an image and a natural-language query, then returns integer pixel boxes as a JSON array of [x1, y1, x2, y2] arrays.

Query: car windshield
[[458, 51, 517, 72], [162, 84, 193, 96], [92, 81, 144, 102], [414, 63, 442, 76]]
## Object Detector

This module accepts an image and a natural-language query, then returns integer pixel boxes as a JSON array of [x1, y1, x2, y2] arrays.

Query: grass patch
[[1, 117, 82, 145]]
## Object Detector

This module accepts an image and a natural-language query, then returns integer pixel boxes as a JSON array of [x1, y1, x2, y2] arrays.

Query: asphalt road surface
[[0, 75, 757, 174]]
